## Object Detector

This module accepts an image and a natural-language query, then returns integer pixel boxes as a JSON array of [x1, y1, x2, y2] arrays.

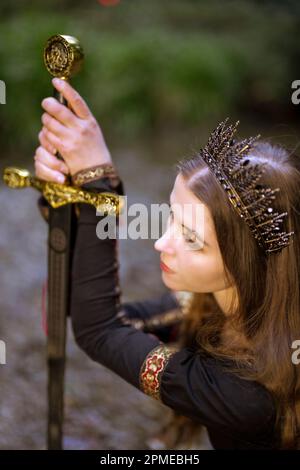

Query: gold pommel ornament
[[44, 34, 84, 80]]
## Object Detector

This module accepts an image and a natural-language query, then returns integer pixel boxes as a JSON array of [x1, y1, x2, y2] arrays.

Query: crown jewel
[[199, 118, 294, 254]]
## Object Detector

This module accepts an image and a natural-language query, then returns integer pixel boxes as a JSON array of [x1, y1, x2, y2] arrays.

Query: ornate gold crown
[[198, 118, 294, 254]]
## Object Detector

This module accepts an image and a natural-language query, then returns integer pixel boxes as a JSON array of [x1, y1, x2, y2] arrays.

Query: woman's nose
[[154, 229, 175, 254]]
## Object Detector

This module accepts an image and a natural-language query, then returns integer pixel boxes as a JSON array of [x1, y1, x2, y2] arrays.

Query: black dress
[[38, 176, 280, 450]]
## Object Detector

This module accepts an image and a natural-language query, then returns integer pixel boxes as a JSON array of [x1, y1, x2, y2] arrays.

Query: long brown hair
[[176, 140, 300, 449]]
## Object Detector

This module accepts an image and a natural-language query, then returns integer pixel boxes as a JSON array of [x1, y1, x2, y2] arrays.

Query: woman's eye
[[182, 230, 203, 249], [184, 234, 197, 244], [185, 238, 203, 250], [184, 234, 196, 243], [168, 207, 203, 249]]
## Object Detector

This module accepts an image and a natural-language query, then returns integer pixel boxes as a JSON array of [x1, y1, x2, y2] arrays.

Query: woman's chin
[[161, 271, 181, 289]]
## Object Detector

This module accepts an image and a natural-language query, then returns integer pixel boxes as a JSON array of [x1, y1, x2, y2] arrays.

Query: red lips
[[160, 260, 175, 274]]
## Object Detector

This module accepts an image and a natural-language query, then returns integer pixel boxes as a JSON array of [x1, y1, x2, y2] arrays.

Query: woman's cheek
[[187, 254, 223, 292], [177, 253, 203, 290]]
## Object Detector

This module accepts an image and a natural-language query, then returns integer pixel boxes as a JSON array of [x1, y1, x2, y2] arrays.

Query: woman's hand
[[34, 77, 112, 183]]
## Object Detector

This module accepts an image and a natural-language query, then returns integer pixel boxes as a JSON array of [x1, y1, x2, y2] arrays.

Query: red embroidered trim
[[139, 344, 178, 401]]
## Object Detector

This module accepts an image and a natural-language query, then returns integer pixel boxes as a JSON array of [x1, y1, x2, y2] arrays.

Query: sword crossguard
[[3, 167, 124, 215]]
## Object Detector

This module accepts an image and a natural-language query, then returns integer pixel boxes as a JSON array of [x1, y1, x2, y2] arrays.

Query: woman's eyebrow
[[169, 199, 208, 246]]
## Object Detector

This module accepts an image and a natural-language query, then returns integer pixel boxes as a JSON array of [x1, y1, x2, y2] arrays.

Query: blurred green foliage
[[0, 0, 299, 156]]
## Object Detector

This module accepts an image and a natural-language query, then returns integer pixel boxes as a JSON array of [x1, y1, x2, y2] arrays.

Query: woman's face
[[154, 173, 231, 293]]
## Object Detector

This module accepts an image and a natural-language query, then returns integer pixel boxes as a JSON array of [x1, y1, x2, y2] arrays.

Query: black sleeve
[[121, 291, 179, 322], [118, 292, 182, 343], [70, 176, 276, 448]]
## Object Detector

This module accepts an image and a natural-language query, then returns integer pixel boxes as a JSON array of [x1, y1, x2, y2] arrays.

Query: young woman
[[34, 77, 300, 450]]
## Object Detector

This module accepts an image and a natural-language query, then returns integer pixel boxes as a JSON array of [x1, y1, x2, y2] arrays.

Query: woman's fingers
[[41, 96, 78, 128], [38, 129, 57, 155], [41, 111, 69, 138], [36, 145, 69, 173], [41, 127, 66, 155], [52, 78, 92, 119], [35, 159, 66, 184], [39, 79, 112, 175], [35, 147, 69, 174], [34, 146, 68, 183]]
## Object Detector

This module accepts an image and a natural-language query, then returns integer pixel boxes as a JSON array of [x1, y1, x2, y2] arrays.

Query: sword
[[2, 34, 123, 450], [43, 33, 84, 451]]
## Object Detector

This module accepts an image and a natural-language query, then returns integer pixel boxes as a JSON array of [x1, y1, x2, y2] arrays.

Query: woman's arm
[[70, 176, 165, 387]]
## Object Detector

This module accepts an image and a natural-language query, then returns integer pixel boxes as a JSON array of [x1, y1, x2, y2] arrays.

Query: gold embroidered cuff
[[71, 163, 120, 187], [139, 344, 178, 401]]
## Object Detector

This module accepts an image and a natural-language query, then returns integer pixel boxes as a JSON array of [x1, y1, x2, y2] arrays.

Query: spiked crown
[[199, 119, 294, 254]]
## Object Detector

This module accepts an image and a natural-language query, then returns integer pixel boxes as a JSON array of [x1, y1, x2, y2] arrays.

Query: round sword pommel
[[44, 34, 84, 79]]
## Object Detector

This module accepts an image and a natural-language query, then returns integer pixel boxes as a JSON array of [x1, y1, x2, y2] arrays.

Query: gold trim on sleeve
[[71, 163, 120, 187], [139, 344, 179, 401]]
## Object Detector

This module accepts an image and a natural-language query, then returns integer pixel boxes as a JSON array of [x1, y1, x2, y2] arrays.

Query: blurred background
[[0, 0, 300, 449]]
